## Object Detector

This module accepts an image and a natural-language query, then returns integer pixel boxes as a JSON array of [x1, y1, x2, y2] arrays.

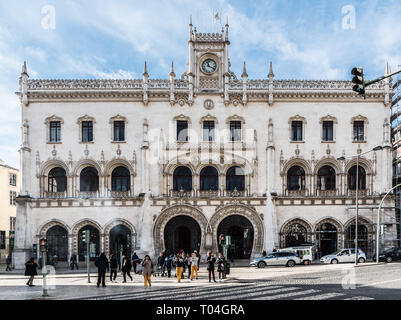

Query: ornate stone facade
[[12, 21, 397, 268]]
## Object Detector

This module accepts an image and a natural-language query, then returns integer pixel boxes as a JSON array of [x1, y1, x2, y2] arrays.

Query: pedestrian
[[186, 253, 191, 279], [122, 255, 133, 282], [156, 252, 165, 277], [207, 251, 216, 283], [190, 252, 199, 280], [194, 250, 200, 270], [95, 252, 109, 288], [109, 254, 118, 282], [131, 252, 140, 274], [70, 254, 78, 270], [24, 257, 38, 287], [175, 253, 185, 283], [5, 255, 12, 272], [142, 255, 153, 288], [52, 254, 58, 270], [165, 254, 173, 278], [217, 252, 226, 281], [262, 250, 267, 257], [173, 253, 178, 277]]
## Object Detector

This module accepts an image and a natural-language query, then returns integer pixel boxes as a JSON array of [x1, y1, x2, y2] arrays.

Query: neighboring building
[[0, 159, 18, 262], [13, 21, 398, 268], [391, 74, 401, 248]]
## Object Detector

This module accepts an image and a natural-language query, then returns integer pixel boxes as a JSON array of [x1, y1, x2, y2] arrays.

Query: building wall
[[0, 162, 19, 261]]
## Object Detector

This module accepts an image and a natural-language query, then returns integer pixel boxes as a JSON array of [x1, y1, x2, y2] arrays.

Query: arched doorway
[[109, 225, 132, 259], [345, 222, 369, 254], [217, 215, 254, 259], [281, 220, 311, 248], [316, 223, 338, 257], [164, 216, 201, 254], [46, 225, 68, 262], [78, 225, 100, 261]]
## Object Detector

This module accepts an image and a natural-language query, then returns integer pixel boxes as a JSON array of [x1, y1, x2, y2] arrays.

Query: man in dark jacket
[[156, 252, 166, 277], [131, 252, 140, 274], [95, 253, 109, 287], [25, 258, 38, 286], [109, 254, 118, 282]]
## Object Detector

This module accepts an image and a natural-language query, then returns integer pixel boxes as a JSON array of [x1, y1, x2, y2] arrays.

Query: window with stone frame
[[230, 121, 242, 141], [0, 231, 5, 250], [177, 120, 188, 142], [82, 121, 93, 142], [113, 121, 125, 142], [291, 121, 303, 141], [9, 191, 16, 206], [49, 121, 61, 142], [353, 121, 365, 142], [203, 121, 215, 142], [322, 121, 334, 141]]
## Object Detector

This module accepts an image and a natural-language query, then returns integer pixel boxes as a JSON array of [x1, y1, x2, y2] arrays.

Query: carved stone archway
[[153, 205, 208, 256], [209, 204, 264, 259], [280, 218, 313, 248], [103, 219, 137, 256], [71, 219, 102, 256]]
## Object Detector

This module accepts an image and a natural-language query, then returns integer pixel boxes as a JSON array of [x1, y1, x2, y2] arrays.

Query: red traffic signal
[[39, 238, 47, 252]]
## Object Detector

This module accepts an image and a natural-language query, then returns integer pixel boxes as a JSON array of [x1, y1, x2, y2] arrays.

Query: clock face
[[201, 59, 217, 74]]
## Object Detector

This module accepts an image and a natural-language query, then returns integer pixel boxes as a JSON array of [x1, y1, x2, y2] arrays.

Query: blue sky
[[1, 0, 401, 168]]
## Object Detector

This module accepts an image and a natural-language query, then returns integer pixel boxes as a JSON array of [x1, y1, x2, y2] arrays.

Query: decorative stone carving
[[203, 99, 214, 110]]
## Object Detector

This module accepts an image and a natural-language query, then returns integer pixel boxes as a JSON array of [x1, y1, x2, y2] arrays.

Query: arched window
[[48, 167, 67, 192], [317, 166, 336, 190], [348, 165, 366, 190], [200, 166, 219, 191], [287, 166, 305, 190], [226, 166, 245, 191], [173, 166, 192, 191], [111, 166, 130, 191], [46, 225, 68, 261], [80, 167, 99, 192]]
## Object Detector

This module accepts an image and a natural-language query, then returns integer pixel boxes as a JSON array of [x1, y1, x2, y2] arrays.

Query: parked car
[[278, 245, 314, 265], [374, 247, 401, 263], [320, 248, 366, 264], [250, 251, 301, 268]]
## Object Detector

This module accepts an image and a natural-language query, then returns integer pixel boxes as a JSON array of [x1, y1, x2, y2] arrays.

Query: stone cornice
[[16, 78, 387, 103]]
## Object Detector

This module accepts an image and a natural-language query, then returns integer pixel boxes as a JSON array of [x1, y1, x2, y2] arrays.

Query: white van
[[278, 246, 314, 265]]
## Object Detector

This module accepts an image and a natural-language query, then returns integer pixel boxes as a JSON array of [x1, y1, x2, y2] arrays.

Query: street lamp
[[337, 146, 383, 265]]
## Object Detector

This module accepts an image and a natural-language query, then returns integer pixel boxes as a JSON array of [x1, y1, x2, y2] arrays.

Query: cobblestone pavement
[[0, 262, 400, 300]]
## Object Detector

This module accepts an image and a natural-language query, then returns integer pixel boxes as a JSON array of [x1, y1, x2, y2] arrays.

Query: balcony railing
[[43, 191, 68, 199], [347, 189, 369, 197], [316, 189, 338, 197], [108, 190, 133, 198], [285, 189, 308, 197]]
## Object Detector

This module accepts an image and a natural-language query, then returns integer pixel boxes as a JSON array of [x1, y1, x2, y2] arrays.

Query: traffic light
[[39, 238, 47, 252], [219, 234, 225, 245], [351, 67, 365, 97], [84, 230, 90, 243]]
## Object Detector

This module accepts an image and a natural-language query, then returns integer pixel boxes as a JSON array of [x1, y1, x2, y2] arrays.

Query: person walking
[[142, 255, 153, 288], [52, 254, 58, 270], [165, 254, 173, 278], [131, 252, 140, 274], [156, 252, 165, 277], [207, 251, 216, 283], [70, 254, 78, 270], [95, 252, 109, 288], [121, 255, 133, 283], [186, 253, 191, 279], [25, 258, 38, 287], [5, 255, 12, 272], [217, 253, 226, 281], [190, 252, 199, 280], [109, 254, 118, 282], [194, 250, 200, 270], [175, 253, 185, 283]]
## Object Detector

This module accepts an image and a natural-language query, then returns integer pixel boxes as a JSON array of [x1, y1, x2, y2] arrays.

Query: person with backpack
[[109, 253, 118, 282], [142, 255, 153, 288], [121, 255, 133, 282], [94, 253, 109, 288], [156, 252, 165, 277], [207, 251, 216, 283], [25, 258, 38, 287]]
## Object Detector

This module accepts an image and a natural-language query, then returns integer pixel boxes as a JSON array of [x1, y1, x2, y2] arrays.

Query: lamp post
[[337, 146, 382, 265]]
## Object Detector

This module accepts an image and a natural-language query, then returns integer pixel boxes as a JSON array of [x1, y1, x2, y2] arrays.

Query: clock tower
[[187, 17, 230, 94]]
